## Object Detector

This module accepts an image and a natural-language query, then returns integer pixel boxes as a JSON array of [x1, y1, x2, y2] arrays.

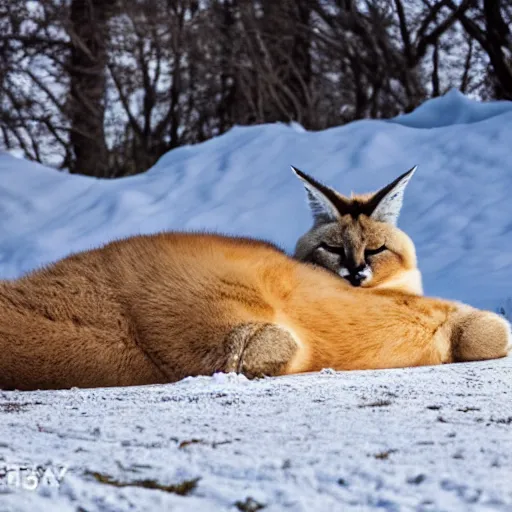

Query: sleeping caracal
[[0, 166, 509, 390], [293, 165, 422, 295]]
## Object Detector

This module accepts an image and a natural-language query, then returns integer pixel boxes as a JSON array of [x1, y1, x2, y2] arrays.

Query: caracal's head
[[292, 165, 423, 295]]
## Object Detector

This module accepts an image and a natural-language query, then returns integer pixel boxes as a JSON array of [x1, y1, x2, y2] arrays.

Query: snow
[[0, 90, 511, 510], [388, 88, 512, 129], [1, 361, 512, 511]]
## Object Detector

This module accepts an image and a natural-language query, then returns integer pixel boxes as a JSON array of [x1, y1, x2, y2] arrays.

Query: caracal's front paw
[[452, 309, 511, 362], [225, 323, 298, 378]]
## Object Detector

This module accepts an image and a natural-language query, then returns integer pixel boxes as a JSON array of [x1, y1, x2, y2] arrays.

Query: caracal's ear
[[369, 166, 417, 225], [291, 165, 342, 225]]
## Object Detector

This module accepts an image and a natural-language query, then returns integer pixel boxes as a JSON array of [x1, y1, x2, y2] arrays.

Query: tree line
[[1, 0, 511, 177]]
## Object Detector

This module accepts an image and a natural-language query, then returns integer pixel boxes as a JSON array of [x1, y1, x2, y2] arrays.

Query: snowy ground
[[1, 360, 511, 511], [0, 90, 511, 510]]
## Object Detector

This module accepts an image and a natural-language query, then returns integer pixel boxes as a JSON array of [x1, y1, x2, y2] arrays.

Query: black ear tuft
[[291, 166, 344, 225], [368, 166, 417, 225]]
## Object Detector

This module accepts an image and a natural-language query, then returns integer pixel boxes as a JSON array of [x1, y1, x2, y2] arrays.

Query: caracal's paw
[[224, 323, 298, 378], [452, 309, 511, 362]]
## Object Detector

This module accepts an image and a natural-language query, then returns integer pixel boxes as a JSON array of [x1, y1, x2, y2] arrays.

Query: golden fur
[[0, 232, 509, 390]]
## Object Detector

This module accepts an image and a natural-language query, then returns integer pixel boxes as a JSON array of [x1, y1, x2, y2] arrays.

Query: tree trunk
[[260, 0, 312, 125], [483, 0, 512, 99], [68, 0, 114, 177]]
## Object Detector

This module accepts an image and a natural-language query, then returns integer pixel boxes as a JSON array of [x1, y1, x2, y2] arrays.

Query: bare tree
[[67, 0, 115, 176], [0, 0, 70, 165], [448, 0, 512, 99], [1, 0, 510, 177]]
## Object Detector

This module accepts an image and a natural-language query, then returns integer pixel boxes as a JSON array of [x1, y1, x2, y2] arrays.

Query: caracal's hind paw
[[452, 310, 511, 362]]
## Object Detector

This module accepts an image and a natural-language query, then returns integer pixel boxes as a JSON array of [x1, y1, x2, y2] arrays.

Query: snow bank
[[389, 88, 512, 128]]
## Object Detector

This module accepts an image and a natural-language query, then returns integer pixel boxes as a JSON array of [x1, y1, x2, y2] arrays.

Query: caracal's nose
[[345, 264, 368, 287]]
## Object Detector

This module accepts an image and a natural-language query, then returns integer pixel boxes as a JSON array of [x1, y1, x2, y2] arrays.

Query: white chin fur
[[338, 266, 373, 283], [360, 267, 373, 280], [338, 267, 350, 277]]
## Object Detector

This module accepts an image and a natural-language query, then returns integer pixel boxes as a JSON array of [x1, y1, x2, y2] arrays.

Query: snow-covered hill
[[1, 90, 511, 511], [1, 89, 511, 310]]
